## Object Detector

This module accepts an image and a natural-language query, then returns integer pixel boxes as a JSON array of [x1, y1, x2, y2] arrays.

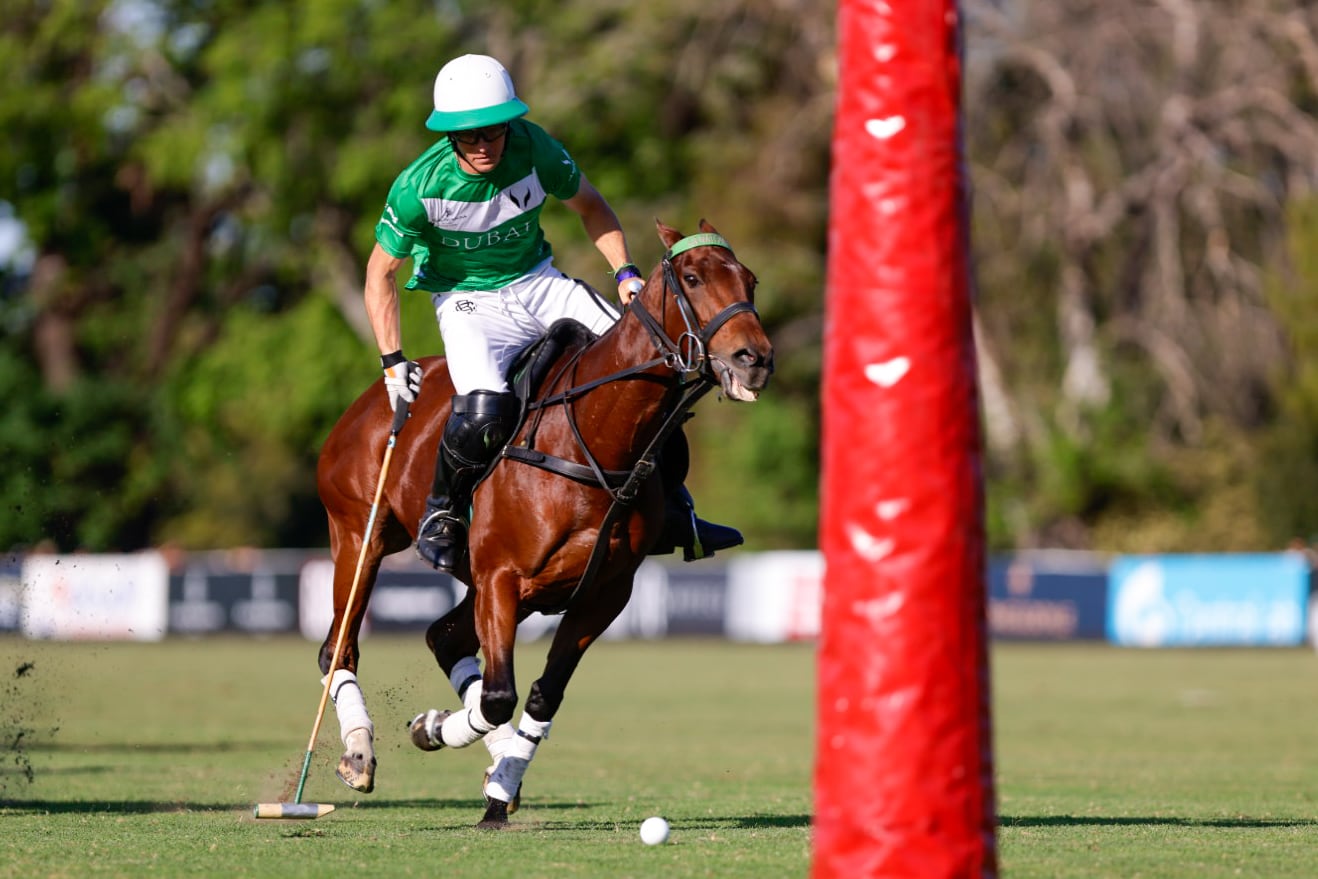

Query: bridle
[[628, 232, 760, 386]]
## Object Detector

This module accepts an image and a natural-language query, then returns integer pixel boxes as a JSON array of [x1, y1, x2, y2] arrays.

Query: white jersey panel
[[420, 170, 547, 233]]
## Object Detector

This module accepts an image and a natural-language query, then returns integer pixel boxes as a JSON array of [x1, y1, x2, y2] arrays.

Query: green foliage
[[1255, 199, 1318, 545], [691, 394, 820, 549], [8, 0, 1315, 554], [1, 0, 830, 552], [161, 294, 376, 548], [0, 346, 167, 551]]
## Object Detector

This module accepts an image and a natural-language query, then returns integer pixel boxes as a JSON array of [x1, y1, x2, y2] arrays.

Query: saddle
[[497, 317, 647, 495], [508, 318, 598, 406]]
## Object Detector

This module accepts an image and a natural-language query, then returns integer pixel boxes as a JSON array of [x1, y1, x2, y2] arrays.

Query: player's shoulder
[[512, 118, 567, 153], [389, 140, 463, 198]]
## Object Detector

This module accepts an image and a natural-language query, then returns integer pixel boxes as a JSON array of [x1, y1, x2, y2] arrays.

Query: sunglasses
[[449, 123, 510, 146]]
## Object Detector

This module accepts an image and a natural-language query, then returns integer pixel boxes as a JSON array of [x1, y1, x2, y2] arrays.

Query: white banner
[[21, 552, 169, 641], [726, 551, 823, 642]]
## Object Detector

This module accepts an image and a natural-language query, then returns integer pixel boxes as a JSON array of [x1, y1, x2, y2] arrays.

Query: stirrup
[[416, 507, 467, 572], [688, 516, 744, 562]]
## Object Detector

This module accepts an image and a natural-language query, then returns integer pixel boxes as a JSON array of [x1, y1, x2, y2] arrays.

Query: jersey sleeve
[[530, 126, 583, 201], [373, 176, 428, 259]]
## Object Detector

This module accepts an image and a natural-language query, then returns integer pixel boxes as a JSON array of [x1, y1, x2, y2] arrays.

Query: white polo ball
[[639, 815, 670, 845]]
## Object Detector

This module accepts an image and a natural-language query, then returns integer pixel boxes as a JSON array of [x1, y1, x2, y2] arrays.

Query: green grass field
[[3, 637, 1318, 878]]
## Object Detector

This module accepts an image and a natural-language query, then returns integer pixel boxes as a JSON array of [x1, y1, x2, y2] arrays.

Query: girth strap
[[500, 446, 631, 490]]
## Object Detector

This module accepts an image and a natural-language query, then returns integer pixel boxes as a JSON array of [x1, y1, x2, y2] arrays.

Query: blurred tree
[[0, 0, 829, 551], [4, 0, 1317, 555], [1256, 199, 1318, 544], [965, 0, 1318, 549]]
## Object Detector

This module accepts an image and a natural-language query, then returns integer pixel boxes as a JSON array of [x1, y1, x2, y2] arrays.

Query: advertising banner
[[21, 552, 169, 641], [169, 567, 299, 635], [1108, 553, 1309, 647], [0, 556, 21, 633], [988, 553, 1108, 640], [726, 551, 822, 642]]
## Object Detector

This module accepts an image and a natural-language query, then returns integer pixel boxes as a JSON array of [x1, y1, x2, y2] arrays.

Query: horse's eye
[[682, 273, 700, 287]]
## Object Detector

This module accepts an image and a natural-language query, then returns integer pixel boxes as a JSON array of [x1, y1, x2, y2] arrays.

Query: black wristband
[[380, 350, 407, 368], [613, 263, 640, 281]]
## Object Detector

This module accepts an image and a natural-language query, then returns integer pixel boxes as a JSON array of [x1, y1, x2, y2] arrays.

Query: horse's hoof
[[409, 709, 452, 752], [335, 729, 376, 792], [476, 798, 510, 829], [336, 752, 376, 793], [483, 768, 520, 815], [336, 754, 377, 792]]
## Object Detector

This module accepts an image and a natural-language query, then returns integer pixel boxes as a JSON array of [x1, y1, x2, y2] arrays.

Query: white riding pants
[[432, 258, 620, 395]]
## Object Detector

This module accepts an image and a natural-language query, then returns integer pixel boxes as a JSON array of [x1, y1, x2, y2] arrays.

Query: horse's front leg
[[324, 668, 376, 793], [480, 572, 636, 824], [409, 588, 531, 811]]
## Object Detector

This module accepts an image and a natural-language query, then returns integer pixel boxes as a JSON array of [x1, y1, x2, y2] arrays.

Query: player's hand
[[382, 354, 422, 412], [617, 277, 643, 305]]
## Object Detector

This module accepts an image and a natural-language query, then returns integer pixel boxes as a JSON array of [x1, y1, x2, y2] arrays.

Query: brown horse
[[313, 220, 773, 827]]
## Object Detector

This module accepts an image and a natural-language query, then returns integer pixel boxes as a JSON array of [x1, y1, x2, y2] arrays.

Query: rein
[[500, 232, 756, 612]]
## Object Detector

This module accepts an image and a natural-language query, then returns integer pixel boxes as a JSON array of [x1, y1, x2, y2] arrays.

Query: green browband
[[666, 232, 733, 259]]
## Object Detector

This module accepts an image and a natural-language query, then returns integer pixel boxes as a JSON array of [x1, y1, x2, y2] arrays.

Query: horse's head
[[640, 219, 774, 401]]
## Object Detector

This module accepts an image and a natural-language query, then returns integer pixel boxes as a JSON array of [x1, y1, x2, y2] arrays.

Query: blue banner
[[1107, 553, 1310, 647], [987, 554, 1108, 640]]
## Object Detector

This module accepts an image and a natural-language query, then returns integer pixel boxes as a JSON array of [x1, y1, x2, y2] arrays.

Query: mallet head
[[253, 803, 335, 819]]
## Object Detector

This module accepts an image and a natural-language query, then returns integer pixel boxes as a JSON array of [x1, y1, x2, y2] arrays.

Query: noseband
[[628, 232, 759, 384]]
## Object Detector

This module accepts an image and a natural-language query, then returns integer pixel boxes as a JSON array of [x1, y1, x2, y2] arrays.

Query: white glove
[[381, 354, 422, 412]]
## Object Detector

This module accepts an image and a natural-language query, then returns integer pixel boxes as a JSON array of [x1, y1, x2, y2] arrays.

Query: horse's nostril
[[736, 348, 762, 368], [734, 347, 774, 371]]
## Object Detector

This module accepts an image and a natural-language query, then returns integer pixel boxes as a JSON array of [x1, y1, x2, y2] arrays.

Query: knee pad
[[441, 391, 520, 468]]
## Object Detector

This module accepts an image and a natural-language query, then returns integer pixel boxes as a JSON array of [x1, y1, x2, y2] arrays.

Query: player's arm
[[563, 175, 644, 304]]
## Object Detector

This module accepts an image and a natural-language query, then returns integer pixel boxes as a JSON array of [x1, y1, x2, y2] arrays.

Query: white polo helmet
[[425, 54, 529, 132]]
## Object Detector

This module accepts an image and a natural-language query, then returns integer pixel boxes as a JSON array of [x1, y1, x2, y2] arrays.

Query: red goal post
[[814, 1, 998, 876]]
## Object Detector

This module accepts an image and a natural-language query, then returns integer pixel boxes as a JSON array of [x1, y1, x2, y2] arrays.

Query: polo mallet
[[254, 401, 410, 820]]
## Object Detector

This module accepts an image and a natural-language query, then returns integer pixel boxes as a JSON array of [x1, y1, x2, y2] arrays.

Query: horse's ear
[[655, 219, 683, 250], [698, 218, 721, 237]]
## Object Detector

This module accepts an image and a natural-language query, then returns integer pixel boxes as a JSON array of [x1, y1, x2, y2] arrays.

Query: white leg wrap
[[344, 727, 373, 757], [439, 705, 496, 749], [462, 678, 483, 712], [483, 721, 517, 765], [485, 713, 550, 803], [325, 669, 373, 744]]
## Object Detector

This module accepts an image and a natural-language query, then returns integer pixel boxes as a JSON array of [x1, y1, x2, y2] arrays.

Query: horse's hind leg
[[479, 574, 636, 827], [318, 519, 400, 794], [410, 590, 485, 746]]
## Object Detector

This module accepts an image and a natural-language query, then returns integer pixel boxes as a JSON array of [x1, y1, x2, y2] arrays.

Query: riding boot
[[651, 485, 744, 562], [416, 493, 468, 573], [416, 391, 520, 573]]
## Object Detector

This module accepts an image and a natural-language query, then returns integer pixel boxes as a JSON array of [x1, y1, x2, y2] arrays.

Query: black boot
[[651, 485, 744, 562], [415, 391, 520, 573], [416, 495, 467, 573]]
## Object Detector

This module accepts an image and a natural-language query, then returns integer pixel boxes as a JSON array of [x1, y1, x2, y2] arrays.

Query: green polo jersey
[[374, 119, 583, 292]]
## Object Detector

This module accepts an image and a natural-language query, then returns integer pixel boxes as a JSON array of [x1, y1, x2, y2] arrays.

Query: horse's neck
[[566, 309, 682, 465]]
